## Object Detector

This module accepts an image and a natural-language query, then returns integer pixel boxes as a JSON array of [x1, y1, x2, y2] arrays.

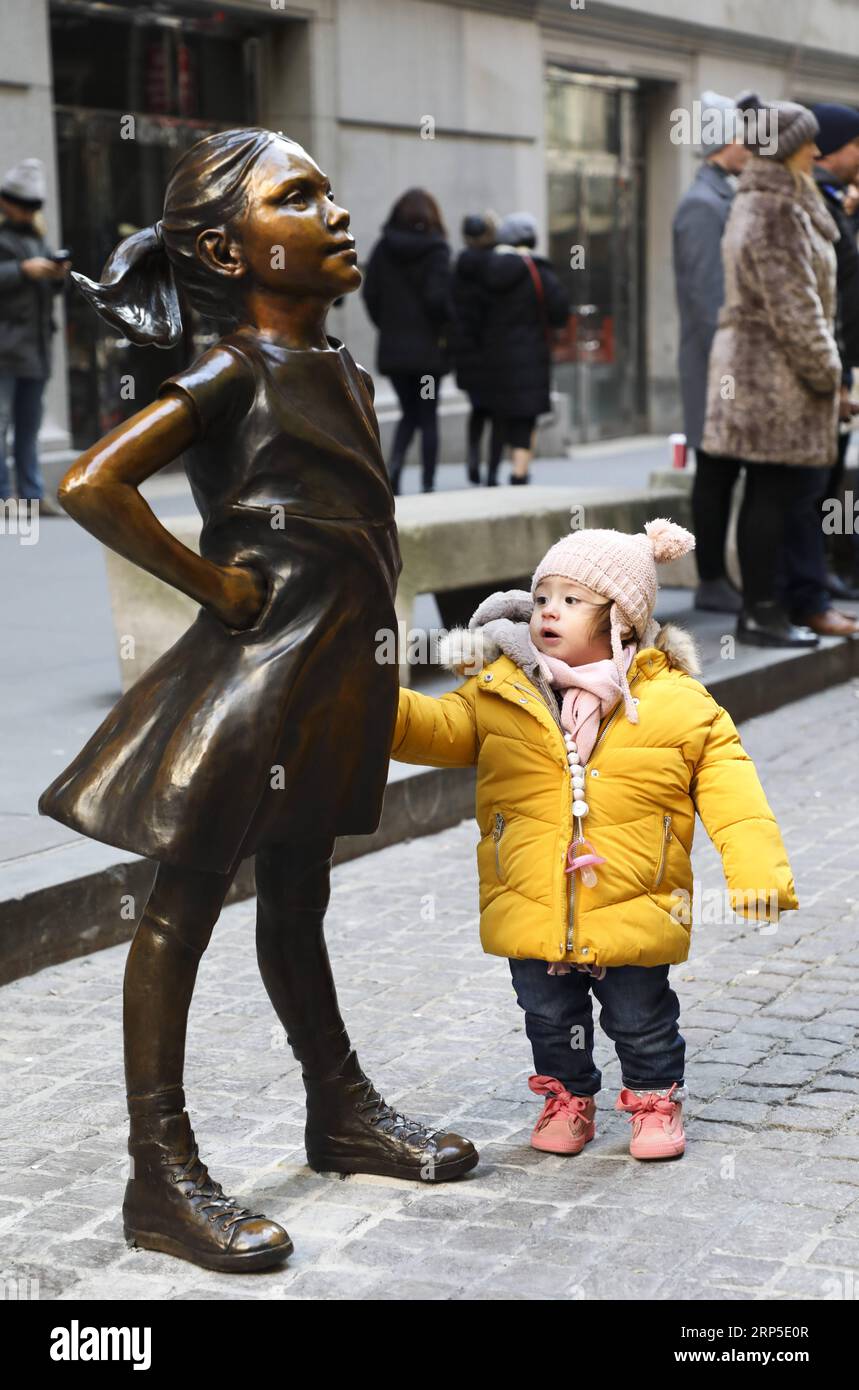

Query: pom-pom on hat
[[530, 518, 696, 724]]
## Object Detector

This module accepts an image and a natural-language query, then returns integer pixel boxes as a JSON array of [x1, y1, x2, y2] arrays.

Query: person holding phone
[[0, 156, 70, 503]]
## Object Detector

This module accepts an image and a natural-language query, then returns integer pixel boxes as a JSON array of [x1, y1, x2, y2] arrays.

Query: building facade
[[2, 0, 859, 474]]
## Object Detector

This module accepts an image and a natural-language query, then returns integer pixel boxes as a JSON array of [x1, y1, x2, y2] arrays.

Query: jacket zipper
[[653, 813, 672, 888], [492, 811, 505, 877], [586, 670, 643, 763], [510, 670, 643, 960], [511, 682, 576, 954], [567, 837, 576, 952], [568, 670, 643, 957]]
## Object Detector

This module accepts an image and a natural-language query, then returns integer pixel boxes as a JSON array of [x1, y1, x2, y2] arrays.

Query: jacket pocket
[[492, 810, 506, 882], [652, 813, 673, 889]]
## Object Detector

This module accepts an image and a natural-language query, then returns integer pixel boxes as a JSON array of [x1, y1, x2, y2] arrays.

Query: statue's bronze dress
[[38, 326, 402, 875]]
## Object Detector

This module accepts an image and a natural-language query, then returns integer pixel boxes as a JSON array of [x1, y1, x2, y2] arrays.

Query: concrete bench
[[102, 484, 694, 692]]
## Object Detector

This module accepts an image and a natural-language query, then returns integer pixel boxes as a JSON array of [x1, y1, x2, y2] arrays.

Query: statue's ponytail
[[71, 220, 183, 348], [72, 127, 287, 349]]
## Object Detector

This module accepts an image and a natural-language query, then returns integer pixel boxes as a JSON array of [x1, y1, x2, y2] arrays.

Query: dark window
[[51, 0, 261, 122]]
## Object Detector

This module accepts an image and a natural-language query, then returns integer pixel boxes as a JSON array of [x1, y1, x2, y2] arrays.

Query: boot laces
[[352, 1078, 437, 1149], [167, 1146, 263, 1233]]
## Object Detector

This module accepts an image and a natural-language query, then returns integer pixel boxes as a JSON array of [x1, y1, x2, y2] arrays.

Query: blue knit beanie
[[811, 104, 859, 158]]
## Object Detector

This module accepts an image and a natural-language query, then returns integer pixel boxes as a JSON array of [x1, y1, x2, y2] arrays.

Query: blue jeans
[[0, 375, 46, 500], [509, 959, 686, 1096]]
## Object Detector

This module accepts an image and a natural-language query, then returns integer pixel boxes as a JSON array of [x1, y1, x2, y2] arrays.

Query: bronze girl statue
[[39, 129, 477, 1274]]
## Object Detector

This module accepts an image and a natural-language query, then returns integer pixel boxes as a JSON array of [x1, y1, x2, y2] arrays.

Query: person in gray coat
[[672, 91, 750, 614], [0, 157, 69, 501]]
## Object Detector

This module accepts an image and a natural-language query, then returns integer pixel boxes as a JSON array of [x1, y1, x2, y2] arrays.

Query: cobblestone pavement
[[2, 677, 859, 1302]]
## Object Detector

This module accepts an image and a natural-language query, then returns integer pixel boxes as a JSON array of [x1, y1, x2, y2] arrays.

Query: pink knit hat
[[530, 517, 696, 725]]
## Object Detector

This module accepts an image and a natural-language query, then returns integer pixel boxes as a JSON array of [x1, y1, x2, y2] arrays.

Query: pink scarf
[[529, 639, 637, 763]]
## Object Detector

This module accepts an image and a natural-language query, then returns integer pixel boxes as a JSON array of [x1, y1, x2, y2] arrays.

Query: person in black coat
[[361, 189, 451, 493], [450, 211, 498, 484], [462, 211, 569, 485], [0, 157, 70, 501], [812, 104, 859, 596]]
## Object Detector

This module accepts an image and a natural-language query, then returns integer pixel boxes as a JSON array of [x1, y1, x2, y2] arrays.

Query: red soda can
[[669, 432, 687, 469]]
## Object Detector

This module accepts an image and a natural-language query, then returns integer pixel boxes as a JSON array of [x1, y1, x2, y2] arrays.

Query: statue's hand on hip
[[209, 562, 269, 631]]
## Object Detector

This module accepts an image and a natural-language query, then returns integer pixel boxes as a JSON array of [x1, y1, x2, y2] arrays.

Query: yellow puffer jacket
[[391, 606, 798, 968]]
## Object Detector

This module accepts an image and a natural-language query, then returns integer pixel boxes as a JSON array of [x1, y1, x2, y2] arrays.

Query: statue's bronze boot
[[123, 1110, 292, 1272], [255, 841, 479, 1184], [304, 1049, 478, 1182]]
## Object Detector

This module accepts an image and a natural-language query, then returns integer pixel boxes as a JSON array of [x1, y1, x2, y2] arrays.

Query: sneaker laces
[[351, 1077, 437, 1149], [528, 1075, 593, 1125], [166, 1146, 264, 1233], [615, 1084, 679, 1128]]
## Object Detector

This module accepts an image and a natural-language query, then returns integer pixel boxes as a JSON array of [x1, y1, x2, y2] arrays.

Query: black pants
[[715, 457, 829, 612], [388, 371, 441, 489], [776, 465, 831, 619], [467, 405, 490, 471], [487, 414, 536, 480], [692, 448, 743, 582]]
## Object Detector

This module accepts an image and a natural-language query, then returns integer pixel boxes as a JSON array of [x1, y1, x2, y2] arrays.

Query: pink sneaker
[[615, 1083, 685, 1160], [528, 1076, 596, 1155]]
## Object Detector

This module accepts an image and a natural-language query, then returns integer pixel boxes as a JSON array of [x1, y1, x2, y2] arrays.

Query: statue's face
[[231, 139, 360, 299]]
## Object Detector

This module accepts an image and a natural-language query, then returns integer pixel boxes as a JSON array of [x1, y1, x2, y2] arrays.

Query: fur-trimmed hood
[[436, 587, 702, 680]]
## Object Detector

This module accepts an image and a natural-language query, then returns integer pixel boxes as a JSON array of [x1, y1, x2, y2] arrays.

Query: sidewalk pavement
[[1, 674, 858, 1301]]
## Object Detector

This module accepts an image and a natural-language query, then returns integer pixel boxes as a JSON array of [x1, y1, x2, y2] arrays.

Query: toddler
[[391, 519, 798, 1159]]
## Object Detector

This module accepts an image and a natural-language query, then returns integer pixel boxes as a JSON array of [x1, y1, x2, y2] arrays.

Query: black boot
[[304, 1049, 478, 1182], [736, 600, 819, 648], [123, 1108, 292, 1272]]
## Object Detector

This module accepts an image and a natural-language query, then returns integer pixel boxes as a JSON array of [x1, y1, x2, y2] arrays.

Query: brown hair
[[587, 600, 634, 646], [387, 187, 447, 238], [587, 599, 613, 645]]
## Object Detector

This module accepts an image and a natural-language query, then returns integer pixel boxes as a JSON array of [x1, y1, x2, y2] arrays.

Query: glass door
[[50, 0, 269, 446], [545, 67, 647, 443]]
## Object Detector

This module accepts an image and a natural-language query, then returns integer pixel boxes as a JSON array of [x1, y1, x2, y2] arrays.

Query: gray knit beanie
[[738, 93, 819, 162], [497, 211, 538, 248], [1, 157, 46, 209]]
